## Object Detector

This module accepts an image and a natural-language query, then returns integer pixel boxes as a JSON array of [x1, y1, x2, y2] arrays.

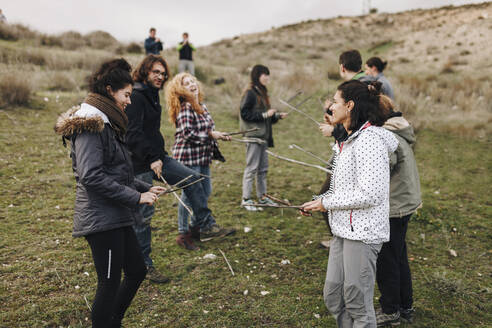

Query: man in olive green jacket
[[376, 112, 422, 326]]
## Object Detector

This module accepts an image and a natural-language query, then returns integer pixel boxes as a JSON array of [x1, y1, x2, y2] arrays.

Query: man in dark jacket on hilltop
[[144, 27, 163, 55], [125, 55, 235, 282]]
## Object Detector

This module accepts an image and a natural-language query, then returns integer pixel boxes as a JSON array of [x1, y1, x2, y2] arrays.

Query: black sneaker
[[376, 309, 400, 327], [200, 224, 236, 241], [146, 266, 170, 284], [400, 308, 415, 324]]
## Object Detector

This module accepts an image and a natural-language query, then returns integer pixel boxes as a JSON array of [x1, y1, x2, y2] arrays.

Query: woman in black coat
[[55, 59, 166, 327]]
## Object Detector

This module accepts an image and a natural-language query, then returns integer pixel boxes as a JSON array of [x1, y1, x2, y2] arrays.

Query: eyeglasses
[[151, 70, 167, 78]]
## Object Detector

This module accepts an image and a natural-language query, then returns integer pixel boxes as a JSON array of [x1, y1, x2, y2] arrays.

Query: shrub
[[59, 31, 86, 50], [0, 73, 32, 108], [126, 42, 142, 54], [85, 30, 118, 50], [0, 23, 38, 41], [0, 22, 19, 40], [39, 34, 63, 47], [46, 72, 77, 91]]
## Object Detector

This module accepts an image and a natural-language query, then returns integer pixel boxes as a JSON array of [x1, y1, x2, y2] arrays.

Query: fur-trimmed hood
[[54, 103, 108, 138]]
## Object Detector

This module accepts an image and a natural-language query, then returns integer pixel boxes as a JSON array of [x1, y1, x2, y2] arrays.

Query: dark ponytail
[[366, 57, 388, 72], [337, 80, 390, 131], [88, 58, 133, 100]]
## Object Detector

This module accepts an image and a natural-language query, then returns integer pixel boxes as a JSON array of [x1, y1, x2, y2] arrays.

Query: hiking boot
[[376, 309, 400, 327], [190, 225, 200, 241], [400, 307, 415, 323], [241, 198, 262, 211], [146, 266, 170, 284], [259, 196, 278, 206], [200, 224, 236, 241], [176, 233, 199, 251]]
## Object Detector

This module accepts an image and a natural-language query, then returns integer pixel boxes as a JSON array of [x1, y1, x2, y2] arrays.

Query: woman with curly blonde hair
[[166, 73, 234, 250]]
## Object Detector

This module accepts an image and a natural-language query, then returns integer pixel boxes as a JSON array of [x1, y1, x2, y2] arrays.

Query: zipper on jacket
[[349, 210, 354, 232]]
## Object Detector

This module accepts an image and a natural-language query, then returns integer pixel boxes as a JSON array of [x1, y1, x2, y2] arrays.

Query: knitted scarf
[[84, 93, 128, 137]]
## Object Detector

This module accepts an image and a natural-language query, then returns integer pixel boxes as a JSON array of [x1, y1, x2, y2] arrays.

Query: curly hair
[[165, 72, 204, 125], [88, 58, 133, 99], [132, 55, 170, 89]]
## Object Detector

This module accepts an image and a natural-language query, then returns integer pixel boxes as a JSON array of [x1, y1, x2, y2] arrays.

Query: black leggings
[[85, 226, 147, 328]]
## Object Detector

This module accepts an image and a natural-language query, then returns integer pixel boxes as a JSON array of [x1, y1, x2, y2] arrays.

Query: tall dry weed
[[0, 72, 31, 108]]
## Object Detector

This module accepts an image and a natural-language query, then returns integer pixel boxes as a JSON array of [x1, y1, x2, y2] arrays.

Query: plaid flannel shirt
[[172, 102, 216, 166]]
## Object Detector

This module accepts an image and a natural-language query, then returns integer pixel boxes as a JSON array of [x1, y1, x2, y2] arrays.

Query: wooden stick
[[230, 137, 266, 144], [83, 295, 92, 311], [289, 144, 330, 165], [224, 127, 259, 136], [266, 150, 332, 173], [286, 90, 303, 103], [293, 94, 314, 108], [170, 175, 193, 188], [278, 99, 321, 126], [162, 177, 205, 194], [219, 249, 235, 276], [248, 203, 304, 209], [159, 176, 194, 216], [264, 193, 291, 206]]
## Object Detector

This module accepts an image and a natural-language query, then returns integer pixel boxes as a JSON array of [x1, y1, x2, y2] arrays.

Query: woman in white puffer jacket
[[302, 80, 398, 328]]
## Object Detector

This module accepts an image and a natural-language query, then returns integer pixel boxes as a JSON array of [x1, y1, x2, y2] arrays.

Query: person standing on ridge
[[145, 27, 163, 55], [177, 32, 196, 75]]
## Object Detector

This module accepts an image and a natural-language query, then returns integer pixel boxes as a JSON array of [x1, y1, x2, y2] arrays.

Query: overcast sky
[[2, 0, 486, 46]]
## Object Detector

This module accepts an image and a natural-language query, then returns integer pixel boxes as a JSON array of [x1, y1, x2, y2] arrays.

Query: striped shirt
[[172, 102, 216, 166]]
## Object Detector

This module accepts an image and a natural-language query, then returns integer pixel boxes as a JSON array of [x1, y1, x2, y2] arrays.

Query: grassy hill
[[0, 3, 491, 327]]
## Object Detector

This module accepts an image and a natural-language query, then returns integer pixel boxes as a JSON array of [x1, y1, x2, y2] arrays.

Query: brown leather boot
[[176, 233, 199, 251]]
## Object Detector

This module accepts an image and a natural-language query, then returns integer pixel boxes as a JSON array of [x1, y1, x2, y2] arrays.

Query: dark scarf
[[84, 93, 128, 137]]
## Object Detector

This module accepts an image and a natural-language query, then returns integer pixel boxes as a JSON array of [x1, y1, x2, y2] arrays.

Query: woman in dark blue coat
[[55, 58, 165, 327]]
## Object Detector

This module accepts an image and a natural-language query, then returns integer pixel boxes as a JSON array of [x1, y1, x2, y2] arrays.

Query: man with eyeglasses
[[125, 55, 235, 283]]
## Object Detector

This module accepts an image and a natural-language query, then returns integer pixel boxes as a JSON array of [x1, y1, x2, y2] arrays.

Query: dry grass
[[0, 72, 31, 107]]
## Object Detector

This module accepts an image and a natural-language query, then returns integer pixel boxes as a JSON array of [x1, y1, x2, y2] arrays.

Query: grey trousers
[[242, 143, 268, 200], [324, 236, 382, 328], [178, 59, 195, 75]]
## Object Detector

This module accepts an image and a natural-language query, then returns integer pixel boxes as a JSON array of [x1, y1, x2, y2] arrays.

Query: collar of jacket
[[133, 82, 161, 109], [352, 71, 366, 80], [343, 121, 371, 145]]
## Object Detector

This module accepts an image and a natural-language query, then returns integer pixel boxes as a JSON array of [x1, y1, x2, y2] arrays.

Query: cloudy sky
[[2, 0, 485, 46]]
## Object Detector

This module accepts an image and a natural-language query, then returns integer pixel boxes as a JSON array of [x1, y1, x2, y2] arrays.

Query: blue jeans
[[133, 171, 154, 267], [178, 165, 213, 234], [133, 156, 216, 265]]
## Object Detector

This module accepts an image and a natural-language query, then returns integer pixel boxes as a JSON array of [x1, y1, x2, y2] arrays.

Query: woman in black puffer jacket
[[54, 58, 166, 328]]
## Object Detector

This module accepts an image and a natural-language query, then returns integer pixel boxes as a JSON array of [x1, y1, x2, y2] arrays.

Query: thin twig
[[289, 144, 330, 165], [230, 137, 267, 144], [266, 150, 332, 173], [264, 193, 291, 206], [171, 175, 193, 188], [163, 177, 205, 194], [54, 268, 66, 286], [224, 127, 259, 136], [219, 249, 235, 276], [278, 99, 321, 126], [286, 90, 303, 103], [248, 203, 304, 209], [83, 295, 92, 311], [159, 176, 194, 216], [293, 93, 314, 108]]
